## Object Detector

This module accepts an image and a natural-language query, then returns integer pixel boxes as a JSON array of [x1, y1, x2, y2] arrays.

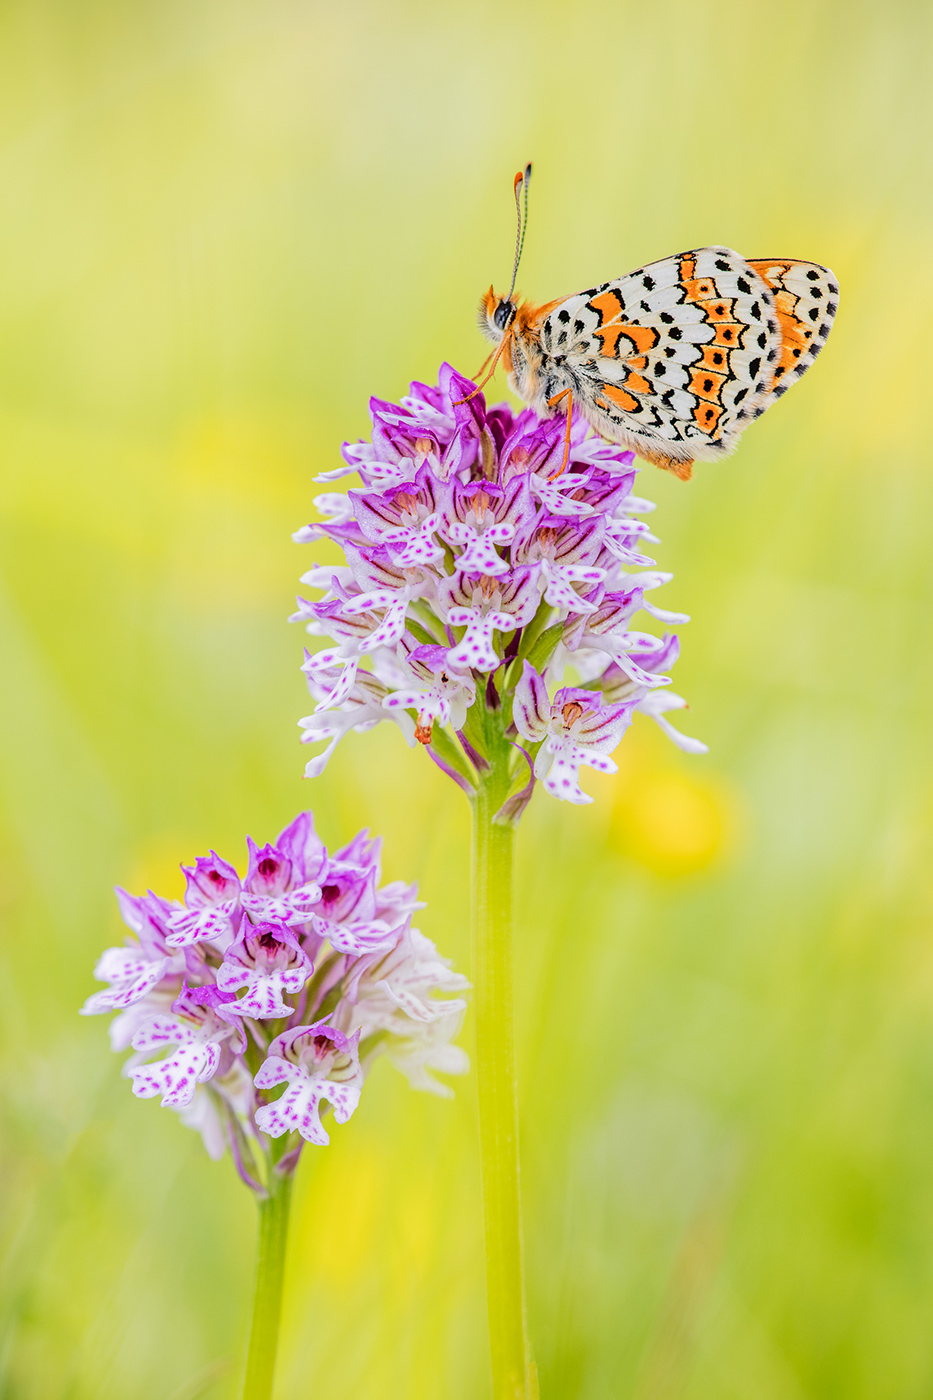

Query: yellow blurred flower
[[608, 749, 741, 878]]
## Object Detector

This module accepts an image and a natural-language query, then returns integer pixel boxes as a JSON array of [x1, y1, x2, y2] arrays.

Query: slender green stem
[[240, 1166, 294, 1400], [472, 757, 535, 1399]]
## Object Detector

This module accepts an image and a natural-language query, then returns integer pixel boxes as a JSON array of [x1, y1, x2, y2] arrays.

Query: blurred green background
[[1, 1, 931, 1396]]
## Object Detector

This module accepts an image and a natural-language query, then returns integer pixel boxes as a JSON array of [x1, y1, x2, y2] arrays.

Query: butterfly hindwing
[[745, 259, 838, 414]]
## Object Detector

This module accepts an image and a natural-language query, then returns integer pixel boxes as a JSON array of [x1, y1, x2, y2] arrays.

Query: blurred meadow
[[1, 1, 932, 1396]]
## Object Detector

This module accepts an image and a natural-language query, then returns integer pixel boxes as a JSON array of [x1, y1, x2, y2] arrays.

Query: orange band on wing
[[682, 277, 717, 304], [747, 261, 814, 392], [589, 289, 624, 323], [594, 322, 659, 359], [709, 322, 743, 348], [696, 345, 731, 374], [600, 384, 640, 413], [593, 325, 627, 357], [688, 369, 727, 404], [702, 298, 736, 323], [622, 324, 659, 354], [693, 401, 723, 434]]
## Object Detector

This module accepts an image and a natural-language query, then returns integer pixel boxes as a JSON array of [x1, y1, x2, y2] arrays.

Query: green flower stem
[[472, 749, 535, 1400], [240, 1162, 294, 1400]]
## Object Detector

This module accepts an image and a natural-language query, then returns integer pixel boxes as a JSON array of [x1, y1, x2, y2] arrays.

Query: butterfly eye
[[493, 300, 515, 331]]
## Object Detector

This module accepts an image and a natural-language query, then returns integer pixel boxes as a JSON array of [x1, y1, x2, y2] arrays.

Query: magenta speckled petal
[[85, 810, 468, 1170], [291, 366, 702, 801]]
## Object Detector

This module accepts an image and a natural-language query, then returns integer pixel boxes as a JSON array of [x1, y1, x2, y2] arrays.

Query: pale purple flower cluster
[[82, 811, 467, 1185], [294, 364, 706, 809]]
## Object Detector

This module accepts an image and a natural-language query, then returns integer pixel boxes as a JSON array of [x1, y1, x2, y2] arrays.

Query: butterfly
[[476, 165, 838, 480]]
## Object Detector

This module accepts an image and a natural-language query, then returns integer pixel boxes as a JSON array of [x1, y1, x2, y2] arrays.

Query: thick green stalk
[[240, 1167, 294, 1400], [472, 757, 535, 1399]]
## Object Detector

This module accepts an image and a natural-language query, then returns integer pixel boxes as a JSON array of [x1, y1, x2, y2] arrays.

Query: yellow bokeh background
[[1, 2, 932, 1397]]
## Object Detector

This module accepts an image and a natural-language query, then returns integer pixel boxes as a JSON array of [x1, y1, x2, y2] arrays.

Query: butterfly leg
[[546, 388, 573, 480], [472, 347, 496, 382], [453, 334, 510, 405]]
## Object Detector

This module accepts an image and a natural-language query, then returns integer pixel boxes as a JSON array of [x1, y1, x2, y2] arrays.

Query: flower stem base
[[240, 1165, 293, 1400], [472, 765, 533, 1398]]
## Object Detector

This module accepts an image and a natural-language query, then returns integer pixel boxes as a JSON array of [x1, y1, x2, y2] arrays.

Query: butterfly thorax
[[480, 287, 565, 415]]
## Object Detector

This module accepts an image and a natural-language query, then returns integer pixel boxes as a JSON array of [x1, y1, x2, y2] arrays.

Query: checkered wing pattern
[[538, 246, 837, 465], [745, 258, 838, 412]]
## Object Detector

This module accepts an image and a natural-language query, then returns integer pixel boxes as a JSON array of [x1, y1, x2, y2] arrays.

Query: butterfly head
[[479, 287, 517, 343]]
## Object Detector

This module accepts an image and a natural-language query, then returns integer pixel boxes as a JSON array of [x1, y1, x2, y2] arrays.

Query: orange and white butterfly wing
[[745, 259, 838, 413], [537, 247, 836, 468]]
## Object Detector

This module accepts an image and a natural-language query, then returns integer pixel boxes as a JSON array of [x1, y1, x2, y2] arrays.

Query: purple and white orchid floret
[[292, 364, 706, 811], [82, 810, 468, 1188]]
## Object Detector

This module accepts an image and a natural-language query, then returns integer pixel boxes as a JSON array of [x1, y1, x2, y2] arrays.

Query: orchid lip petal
[[286, 367, 698, 812], [88, 807, 470, 1152]]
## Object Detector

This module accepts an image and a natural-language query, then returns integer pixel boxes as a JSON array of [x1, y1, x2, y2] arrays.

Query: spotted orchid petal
[[84, 811, 469, 1166], [254, 1023, 364, 1144], [513, 661, 550, 743]]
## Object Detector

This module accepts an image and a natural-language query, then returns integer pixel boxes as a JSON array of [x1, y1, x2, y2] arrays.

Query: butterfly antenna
[[455, 165, 531, 408], [506, 162, 532, 301]]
